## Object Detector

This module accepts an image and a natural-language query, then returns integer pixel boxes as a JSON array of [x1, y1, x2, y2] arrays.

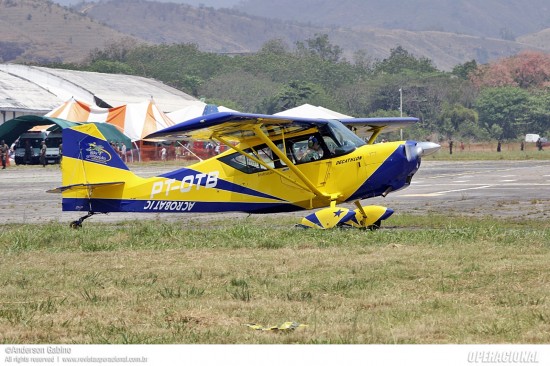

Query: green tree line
[[54, 35, 550, 142]]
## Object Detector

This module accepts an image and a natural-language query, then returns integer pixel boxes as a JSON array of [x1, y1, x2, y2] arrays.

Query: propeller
[[405, 141, 441, 161], [416, 141, 441, 157]]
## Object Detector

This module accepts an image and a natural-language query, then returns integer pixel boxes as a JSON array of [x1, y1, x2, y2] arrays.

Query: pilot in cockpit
[[300, 136, 324, 162]]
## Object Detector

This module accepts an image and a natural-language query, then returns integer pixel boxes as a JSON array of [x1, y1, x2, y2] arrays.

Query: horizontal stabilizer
[[47, 181, 124, 194]]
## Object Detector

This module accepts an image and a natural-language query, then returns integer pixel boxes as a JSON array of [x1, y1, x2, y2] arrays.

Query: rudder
[[61, 124, 131, 187]]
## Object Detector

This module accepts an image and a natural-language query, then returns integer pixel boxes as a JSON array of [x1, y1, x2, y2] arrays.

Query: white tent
[[275, 104, 352, 119], [167, 103, 239, 124], [46, 98, 175, 141]]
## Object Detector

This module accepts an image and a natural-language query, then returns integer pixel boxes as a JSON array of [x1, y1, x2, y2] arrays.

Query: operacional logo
[[85, 142, 112, 164]]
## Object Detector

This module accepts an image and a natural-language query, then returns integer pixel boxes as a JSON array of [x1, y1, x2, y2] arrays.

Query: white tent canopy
[[46, 98, 175, 141], [167, 103, 238, 124], [275, 104, 352, 119]]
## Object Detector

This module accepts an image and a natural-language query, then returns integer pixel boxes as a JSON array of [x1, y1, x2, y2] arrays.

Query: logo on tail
[[85, 142, 113, 164]]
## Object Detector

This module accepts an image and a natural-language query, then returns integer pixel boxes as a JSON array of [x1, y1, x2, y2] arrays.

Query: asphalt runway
[[0, 160, 548, 225], [373, 160, 550, 220]]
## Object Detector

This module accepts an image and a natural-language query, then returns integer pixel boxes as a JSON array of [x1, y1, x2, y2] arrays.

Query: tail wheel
[[70, 220, 82, 229]]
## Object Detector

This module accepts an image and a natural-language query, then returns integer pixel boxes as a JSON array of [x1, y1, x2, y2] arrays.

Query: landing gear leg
[[70, 211, 95, 229], [352, 201, 392, 230], [353, 200, 369, 228]]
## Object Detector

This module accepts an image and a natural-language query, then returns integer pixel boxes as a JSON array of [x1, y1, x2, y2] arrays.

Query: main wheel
[[367, 220, 381, 231]]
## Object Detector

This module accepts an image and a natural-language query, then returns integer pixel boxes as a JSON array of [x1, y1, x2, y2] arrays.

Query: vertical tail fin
[[61, 124, 133, 187], [51, 124, 138, 213]]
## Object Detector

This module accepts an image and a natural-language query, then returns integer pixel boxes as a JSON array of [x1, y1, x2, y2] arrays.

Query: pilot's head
[[308, 136, 319, 149]]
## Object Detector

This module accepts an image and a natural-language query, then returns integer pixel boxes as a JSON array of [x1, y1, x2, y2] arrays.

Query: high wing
[[341, 117, 418, 144], [145, 112, 325, 143], [145, 111, 417, 144]]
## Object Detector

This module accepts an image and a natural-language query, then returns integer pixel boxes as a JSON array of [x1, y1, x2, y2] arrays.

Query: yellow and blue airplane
[[51, 112, 440, 228]]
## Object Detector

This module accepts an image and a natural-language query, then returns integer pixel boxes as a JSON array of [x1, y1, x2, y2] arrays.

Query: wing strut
[[367, 127, 383, 145], [251, 124, 332, 203], [215, 133, 312, 193]]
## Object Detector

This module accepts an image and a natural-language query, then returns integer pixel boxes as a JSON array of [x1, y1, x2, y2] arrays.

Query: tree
[[374, 46, 438, 75], [87, 60, 135, 75], [86, 38, 139, 63], [470, 51, 550, 89], [506, 51, 550, 88], [258, 39, 289, 55], [439, 103, 479, 139], [296, 33, 343, 63], [525, 91, 550, 136], [452, 60, 478, 80], [475, 87, 530, 139], [198, 70, 279, 113], [264, 80, 318, 114]]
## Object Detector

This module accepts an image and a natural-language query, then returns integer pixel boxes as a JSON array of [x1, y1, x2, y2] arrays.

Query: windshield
[[46, 137, 62, 148], [16, 138, 43, 149], [326, 120, 366, 148]]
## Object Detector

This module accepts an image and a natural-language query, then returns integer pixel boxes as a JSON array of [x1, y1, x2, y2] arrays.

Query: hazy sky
[[53, 0, 242, 8]]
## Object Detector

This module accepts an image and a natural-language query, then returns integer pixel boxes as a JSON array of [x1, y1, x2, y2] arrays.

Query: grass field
[[1, 214, 549, 344]]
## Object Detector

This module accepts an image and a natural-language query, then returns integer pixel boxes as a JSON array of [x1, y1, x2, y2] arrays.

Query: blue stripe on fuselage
[[160, 167, 284, 201], [62, 198, 301, 214], [348, 142, 420, 201]]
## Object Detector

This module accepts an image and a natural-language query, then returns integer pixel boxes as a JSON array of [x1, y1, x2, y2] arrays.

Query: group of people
[[448, 140, 466, 155], [158, 142, 220, 162], [160, 143, 193, 161], [110, 141, 128, 162], [0, 139, 51, 169]]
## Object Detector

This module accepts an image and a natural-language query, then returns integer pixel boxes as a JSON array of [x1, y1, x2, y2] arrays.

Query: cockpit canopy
[[219, 119, 366, 174]]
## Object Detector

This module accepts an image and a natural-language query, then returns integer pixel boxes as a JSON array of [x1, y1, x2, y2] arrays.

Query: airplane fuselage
[[61, 134, 421, 214]]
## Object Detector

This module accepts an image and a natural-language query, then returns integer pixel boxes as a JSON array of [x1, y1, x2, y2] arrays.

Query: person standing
[[59, 142, 63, 165], [24, 140, 32, 164], [0, 140, 9, 169], [40, 140, 47, 167]]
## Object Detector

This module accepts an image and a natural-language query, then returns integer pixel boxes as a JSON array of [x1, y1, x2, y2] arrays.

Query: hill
[[235, 0, 550, 39], [517, 29, 550, 52], [74, 0, 319, 53], [76, 0, 545, 70], [54, 0, 241, 7], [1, 0, 548, 70], [0, 0, 141, 63]]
